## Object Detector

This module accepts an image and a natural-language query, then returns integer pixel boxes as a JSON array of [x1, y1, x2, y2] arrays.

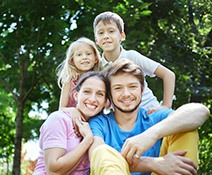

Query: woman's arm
[[45, 120, 93, 174]]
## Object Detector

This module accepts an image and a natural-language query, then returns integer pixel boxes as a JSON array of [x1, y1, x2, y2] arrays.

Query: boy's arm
[[154, 64, 175, 108], [121, 103, 209, 165]]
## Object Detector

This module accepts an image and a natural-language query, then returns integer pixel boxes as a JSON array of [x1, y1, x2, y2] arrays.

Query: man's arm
[[131, 150, 197, 175], [122, 103, 210, 165]]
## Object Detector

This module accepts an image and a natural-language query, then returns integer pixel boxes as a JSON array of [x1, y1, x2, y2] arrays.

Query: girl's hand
[[60, 107, 85, 136]]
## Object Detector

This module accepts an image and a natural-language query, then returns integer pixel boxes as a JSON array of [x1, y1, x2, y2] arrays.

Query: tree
[[0, 0, 211, 174], [0, 0, 81, 174]]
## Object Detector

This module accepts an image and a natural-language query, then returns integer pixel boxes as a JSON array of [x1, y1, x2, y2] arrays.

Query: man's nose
[[123, 87, 130, 96]]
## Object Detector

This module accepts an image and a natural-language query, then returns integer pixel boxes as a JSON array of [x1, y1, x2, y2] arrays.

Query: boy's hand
[[146, 105, 169, 115]]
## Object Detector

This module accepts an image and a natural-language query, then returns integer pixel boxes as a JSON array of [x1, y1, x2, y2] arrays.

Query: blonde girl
[[57, 37, 101, 108]]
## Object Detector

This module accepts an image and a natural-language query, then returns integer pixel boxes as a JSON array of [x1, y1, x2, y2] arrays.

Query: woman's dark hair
[[72, 71, 110, 100]]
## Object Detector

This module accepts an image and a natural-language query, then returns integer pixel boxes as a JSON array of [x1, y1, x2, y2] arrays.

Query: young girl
[[33, 71, 109, 175], [57, 37, 101, 108]]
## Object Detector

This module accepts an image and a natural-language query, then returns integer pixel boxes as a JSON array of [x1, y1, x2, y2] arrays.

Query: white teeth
[[122, 100, 132, 104], [86, 104, 96, 109]]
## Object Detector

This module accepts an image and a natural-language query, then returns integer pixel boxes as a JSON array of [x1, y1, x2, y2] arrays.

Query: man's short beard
[[113, 100, 141, 113]]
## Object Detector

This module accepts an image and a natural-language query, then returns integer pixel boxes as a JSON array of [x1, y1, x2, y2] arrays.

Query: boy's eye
[[109, 30, 114, 33], [98, 31, 104, 35], [77, 53, 81, 56]]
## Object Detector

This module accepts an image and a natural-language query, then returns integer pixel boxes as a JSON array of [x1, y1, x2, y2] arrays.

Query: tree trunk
[[12, 58, 27, 175], [12, 101, 24, 175]]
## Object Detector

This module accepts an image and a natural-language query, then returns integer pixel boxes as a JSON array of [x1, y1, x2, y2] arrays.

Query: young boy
[[93, 11, 175, 114]]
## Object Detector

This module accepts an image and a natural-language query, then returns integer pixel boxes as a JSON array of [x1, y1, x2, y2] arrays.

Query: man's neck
[[103, 46, 122, 62], [114, 109, 138, 131]]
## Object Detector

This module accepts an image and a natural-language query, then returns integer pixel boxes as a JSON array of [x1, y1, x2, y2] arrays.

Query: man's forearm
[[148, 103, 209, 140]]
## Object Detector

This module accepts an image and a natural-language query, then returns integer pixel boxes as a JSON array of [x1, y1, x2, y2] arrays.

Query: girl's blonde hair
[[56, 37, 101, 88]]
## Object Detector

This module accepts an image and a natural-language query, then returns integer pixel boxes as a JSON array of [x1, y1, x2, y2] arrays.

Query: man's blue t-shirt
[[89, 108, 173, 175]]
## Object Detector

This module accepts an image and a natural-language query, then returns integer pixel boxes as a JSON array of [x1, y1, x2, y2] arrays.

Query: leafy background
[[0, 0, 211, 174]]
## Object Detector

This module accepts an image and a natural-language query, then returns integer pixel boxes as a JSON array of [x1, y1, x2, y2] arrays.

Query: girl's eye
[[130, 85, 138, 89]]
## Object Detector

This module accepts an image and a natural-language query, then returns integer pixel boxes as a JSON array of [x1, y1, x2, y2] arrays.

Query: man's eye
[[114, 87, 121, 90]]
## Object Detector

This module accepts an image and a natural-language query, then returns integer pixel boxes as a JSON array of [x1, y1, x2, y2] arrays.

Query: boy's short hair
[[93, 11, 124, 34], [102, 58, 144, 93]]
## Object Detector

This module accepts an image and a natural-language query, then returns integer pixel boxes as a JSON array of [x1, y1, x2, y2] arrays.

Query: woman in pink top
[[56, 37, 101, 108], [33, 71, 109, 175]]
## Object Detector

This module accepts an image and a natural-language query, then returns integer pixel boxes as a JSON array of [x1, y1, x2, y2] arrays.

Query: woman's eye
[[83, 90, 90, 94], [97, 92, 104, 97]]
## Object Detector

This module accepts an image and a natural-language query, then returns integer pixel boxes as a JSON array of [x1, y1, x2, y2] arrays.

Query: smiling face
[[73, 76, 107, 120], [110, 72, 142, 113], [73, 43, 97, 72], [94, 21, 125, 52]]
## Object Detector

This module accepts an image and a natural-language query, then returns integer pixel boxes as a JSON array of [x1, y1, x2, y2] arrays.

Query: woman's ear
[[72, 90, 78, 102]]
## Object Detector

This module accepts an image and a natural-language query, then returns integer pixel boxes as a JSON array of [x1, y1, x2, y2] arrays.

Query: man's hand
[[151, 150, 197, 175], [121, 131, 158, 167]]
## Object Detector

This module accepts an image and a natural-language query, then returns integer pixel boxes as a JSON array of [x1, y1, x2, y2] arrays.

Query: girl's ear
[[72, 90, 78, 102], [95, 56, 98, 64]]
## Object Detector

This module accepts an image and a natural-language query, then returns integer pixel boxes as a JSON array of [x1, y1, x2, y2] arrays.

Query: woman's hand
[[75, 119, 93, 145]]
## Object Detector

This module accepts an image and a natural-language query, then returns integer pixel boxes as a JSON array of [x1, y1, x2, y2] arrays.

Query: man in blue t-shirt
[[88, 58, 209, 175]]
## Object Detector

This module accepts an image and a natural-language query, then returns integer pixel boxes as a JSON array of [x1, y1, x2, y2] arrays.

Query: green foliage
[[0, 0, 211, 174], [0, 88, 15, 163]]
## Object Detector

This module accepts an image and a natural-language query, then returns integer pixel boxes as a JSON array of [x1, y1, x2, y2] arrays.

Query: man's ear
[[120, 32, 126, 42], [72, 90, 78, 102]]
